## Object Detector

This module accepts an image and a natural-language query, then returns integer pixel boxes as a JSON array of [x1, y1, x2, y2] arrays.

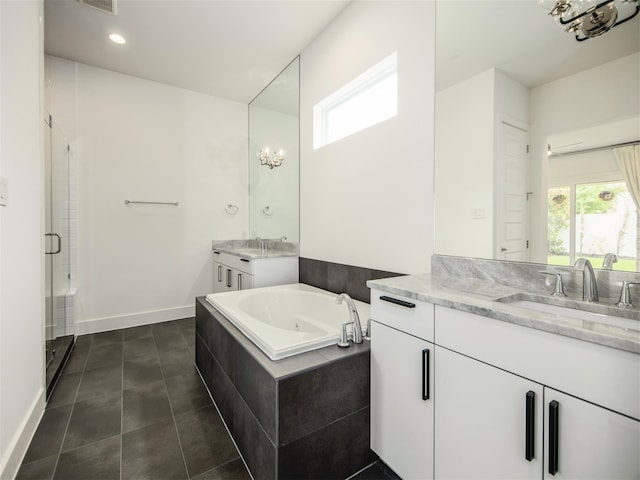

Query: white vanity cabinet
[[435, 346, 543, 479], [543, 388, 640, 479], [435, 305, 640, 480], [212, 251, 297, 293], [370, 290, 435, 480]]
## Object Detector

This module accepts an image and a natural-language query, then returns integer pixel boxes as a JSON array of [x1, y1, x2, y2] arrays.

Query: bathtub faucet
[[336, 293, 363, 344]]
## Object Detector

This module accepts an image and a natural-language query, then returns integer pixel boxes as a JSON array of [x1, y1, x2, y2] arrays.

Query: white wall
[[46, 57, 248, 333], [0, 1, 46, 478], [435, 68, 529, 260], [435, 69, 495, 258], [529, 53, 640, 263], [300, 0, 435, 274]]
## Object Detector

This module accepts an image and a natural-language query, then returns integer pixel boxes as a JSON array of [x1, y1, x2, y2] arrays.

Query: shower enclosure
[[44, 113, 74, 396]]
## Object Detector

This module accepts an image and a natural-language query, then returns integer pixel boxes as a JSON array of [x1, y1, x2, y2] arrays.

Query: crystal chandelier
[[257, 147, 285, 169], [541, 0, 639, 41]]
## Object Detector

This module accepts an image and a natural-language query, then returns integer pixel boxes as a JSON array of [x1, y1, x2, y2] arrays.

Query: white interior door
[[496, 118, 529, 261]]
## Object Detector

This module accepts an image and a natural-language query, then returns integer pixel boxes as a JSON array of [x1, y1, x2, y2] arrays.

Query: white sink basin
[[507, 300, 639, 332]]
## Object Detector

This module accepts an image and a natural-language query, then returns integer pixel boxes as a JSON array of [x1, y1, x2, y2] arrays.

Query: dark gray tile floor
[[17, 318, 251, 480], [18, 317, 395, 480]]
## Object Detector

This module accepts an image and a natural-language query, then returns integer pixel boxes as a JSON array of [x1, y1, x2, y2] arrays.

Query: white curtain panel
[[614, 145, 640, 210]]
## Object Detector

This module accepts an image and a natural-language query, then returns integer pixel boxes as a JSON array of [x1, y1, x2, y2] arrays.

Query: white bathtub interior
[[206, 283, 370, 360]]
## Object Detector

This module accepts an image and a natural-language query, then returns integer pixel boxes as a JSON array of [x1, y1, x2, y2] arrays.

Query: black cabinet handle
[[380, 296, 416, 309], [525, 391, 535, 461], [422, 348, 430, 400], [240, 258, 250, 263], [226, 269, 232, 288], [213, 251, 220, 254], [548, 400, 559, 475], [217, 265, 222, 282]]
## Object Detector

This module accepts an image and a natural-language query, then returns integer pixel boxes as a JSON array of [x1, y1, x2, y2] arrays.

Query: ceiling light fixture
[[541, 0, 639, 41], [257, 147, 284, 169], [108, 33, 126, 45]]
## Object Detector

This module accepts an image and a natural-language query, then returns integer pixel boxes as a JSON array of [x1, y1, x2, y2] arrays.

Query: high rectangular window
[[313, 52, 398, 149]]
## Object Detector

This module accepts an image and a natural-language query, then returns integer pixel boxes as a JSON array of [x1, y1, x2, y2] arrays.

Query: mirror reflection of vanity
[[434, 0, 639, 273], [248, 57, 300, 243]]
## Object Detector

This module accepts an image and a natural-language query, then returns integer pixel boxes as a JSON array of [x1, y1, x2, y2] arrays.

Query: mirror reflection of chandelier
[[258, 147, 285, 169], [541, 0, 639, 41]]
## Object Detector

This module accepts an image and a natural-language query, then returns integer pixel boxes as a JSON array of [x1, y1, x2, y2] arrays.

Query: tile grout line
[[120, 329, 124, 480], [151, 323, 191, 480], [49, 333, 94, 480]]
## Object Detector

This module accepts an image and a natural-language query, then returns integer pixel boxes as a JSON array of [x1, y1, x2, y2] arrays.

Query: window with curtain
[[547, 181, 638, 271]]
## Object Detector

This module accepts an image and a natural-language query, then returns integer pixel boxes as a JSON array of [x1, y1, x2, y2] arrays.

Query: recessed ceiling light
[[108, 33, 126, 45]]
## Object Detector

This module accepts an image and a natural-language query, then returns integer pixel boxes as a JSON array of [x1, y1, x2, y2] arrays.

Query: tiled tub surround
[[299, 257, 402, 303], [195, 298, 374, 479], [369, 255, 640, 354]]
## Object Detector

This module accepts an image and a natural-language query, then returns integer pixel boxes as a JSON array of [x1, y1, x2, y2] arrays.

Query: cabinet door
[[236, 271, 253, 290], [212, 262, 228, 293], [435, 346, 543, 479], [371, 321, 434, 479], [544, 388, 640, 479]]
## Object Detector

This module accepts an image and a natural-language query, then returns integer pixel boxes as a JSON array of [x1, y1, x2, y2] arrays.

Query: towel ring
[[262, 206, 273, 216], [224, 204, 239, 215]]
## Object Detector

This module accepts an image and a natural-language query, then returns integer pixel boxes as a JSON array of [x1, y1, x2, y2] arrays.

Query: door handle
[[238, 273, 243, 290], [548, 400, 559, 475], [226, 269, 232, 288], [525, 391, 535, 461], [217, 265, 222, 282], [380, 295, 416, 309], [422, 348, 430, 400], [45, 233, 61, 255]]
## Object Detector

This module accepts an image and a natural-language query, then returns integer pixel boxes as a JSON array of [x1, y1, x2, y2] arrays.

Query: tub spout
[[336, 293, 363, 344]]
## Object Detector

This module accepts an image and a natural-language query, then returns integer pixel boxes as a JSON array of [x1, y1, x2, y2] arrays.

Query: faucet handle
[[337, 322, 352, 348], [616, 281, 640, 308], [539, 271, 567, 297]]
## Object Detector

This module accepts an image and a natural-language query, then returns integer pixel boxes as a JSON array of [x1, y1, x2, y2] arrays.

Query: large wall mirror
[[249, 57, 300, 243], [434, 0, 639, 272]]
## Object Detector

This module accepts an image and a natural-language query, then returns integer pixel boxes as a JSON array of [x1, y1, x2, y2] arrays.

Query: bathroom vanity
[[368, 264, 639, 479], [211, 239, 298, 293]]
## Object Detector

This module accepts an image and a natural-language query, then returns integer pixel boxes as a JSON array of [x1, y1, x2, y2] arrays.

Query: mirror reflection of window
[[547, 182, 638, 271]]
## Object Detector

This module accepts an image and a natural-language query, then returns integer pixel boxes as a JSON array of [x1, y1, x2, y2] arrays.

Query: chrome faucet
[[336, 293, 363, 344], [539, 271, 567, 297], [574, 258, 599, 302], [255, 236, 266, 253], [616, 281, 640, 308], [602, 253, 618, 270]]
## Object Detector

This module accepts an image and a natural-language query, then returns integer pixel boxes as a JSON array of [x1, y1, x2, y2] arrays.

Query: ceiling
[[44, 0, 350, 104], [436, 0, 640, 153], [436, 0, 640, 91]]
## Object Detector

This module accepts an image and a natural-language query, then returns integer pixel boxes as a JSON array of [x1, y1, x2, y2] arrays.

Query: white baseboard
[[0, 387, 45, 480], [75, 305, 194, 335]]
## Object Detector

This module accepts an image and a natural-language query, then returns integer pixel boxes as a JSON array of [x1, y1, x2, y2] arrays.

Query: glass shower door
[[44, 113, 72, 392]]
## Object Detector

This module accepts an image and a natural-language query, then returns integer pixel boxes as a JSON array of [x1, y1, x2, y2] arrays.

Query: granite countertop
[[212, 239, 299, 260], [367, 273, 640, 354]]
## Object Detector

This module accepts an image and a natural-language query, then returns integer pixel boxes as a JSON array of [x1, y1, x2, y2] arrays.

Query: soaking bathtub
[[205, 283, 370, 360]]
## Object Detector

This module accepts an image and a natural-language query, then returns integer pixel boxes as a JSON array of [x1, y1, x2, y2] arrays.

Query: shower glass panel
[[44, 113, 73, 394]]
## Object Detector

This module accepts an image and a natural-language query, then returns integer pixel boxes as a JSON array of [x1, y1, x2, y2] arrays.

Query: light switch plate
[[0, 177, 7, 206]]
